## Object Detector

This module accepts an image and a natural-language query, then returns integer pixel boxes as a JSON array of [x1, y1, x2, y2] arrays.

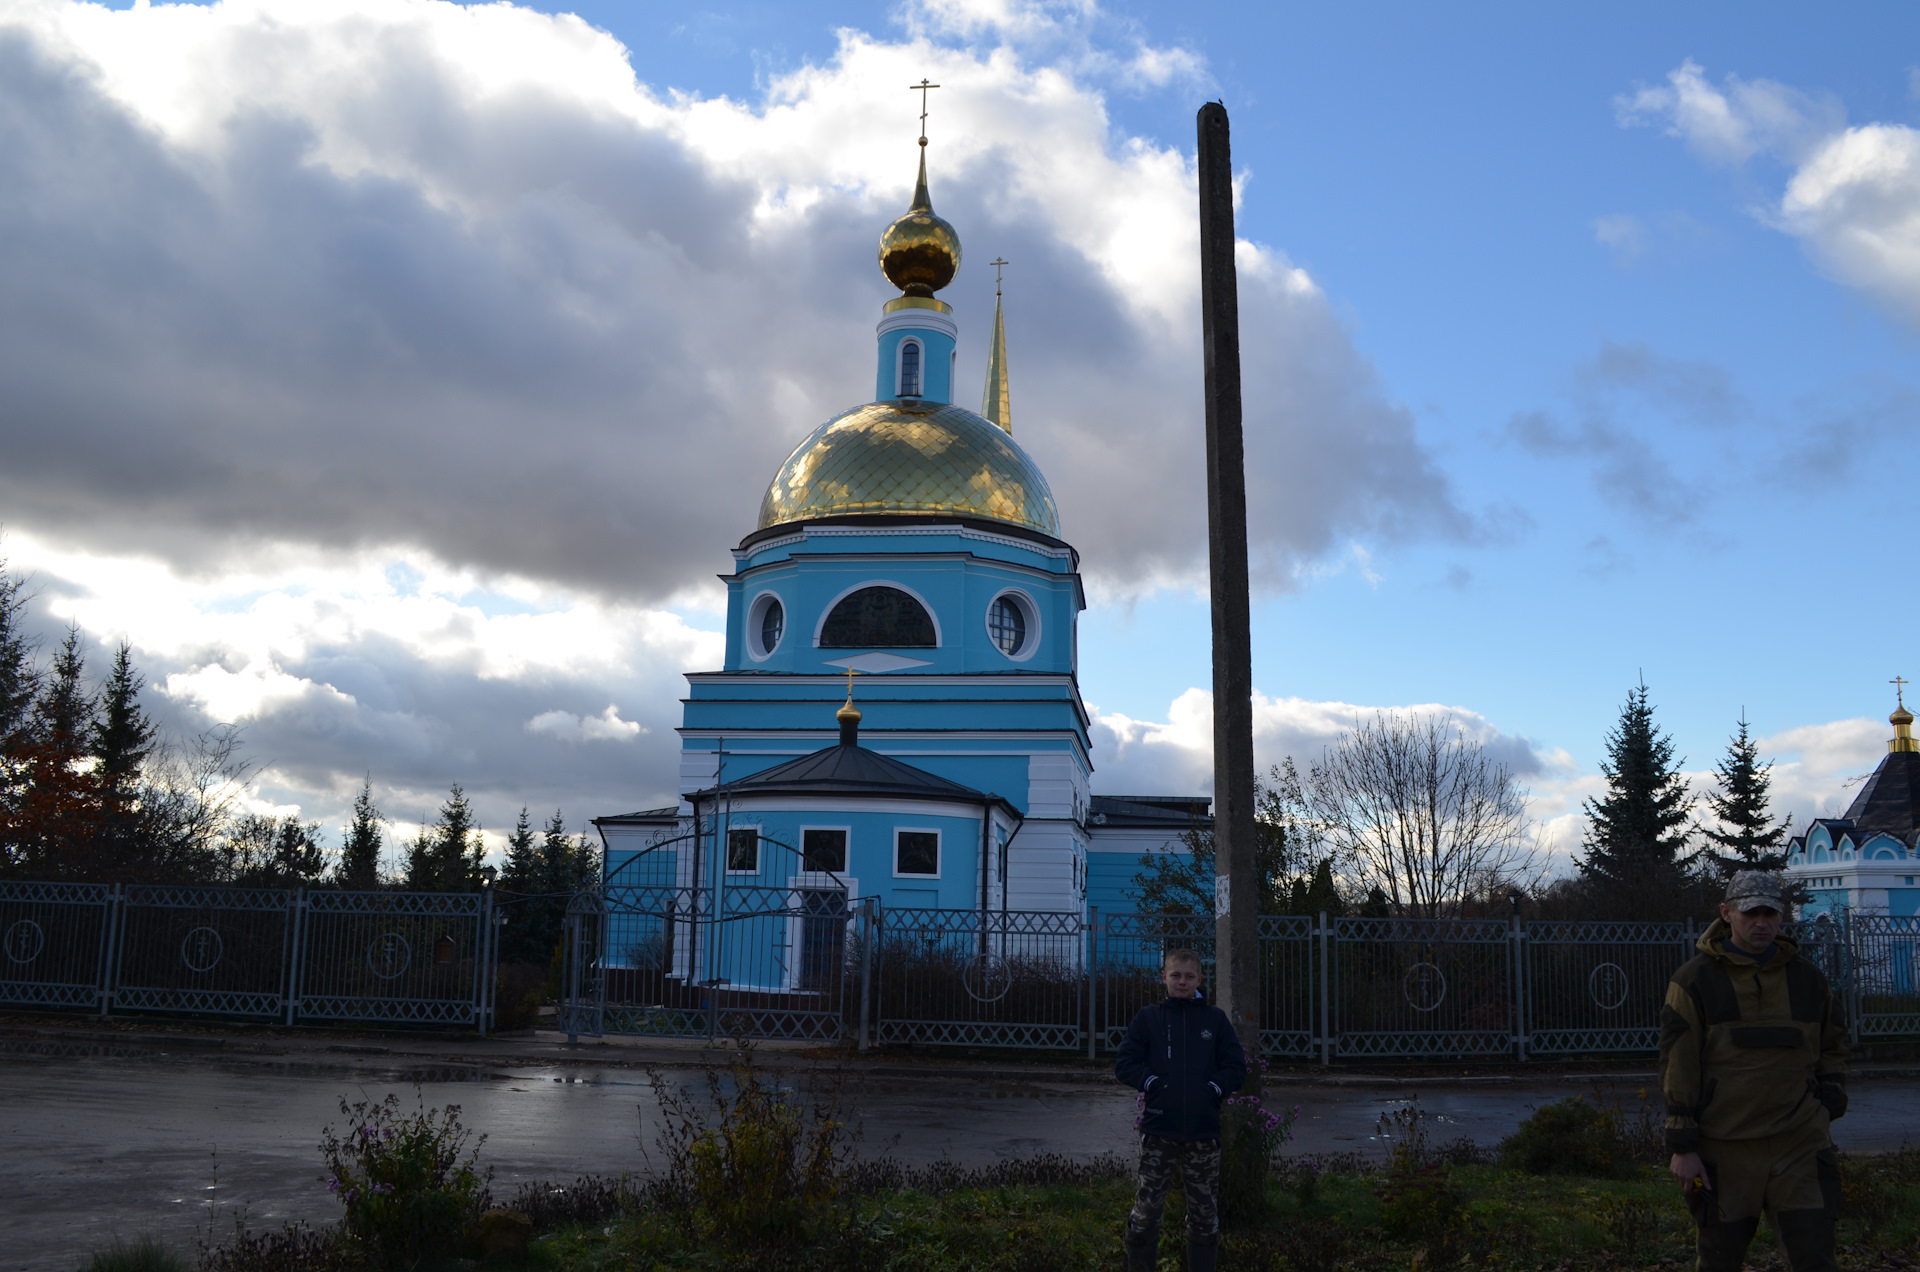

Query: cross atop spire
[[1895, 675, 1909, 709], [990, 256, 1008, 294], [909, 78, 940, 145]]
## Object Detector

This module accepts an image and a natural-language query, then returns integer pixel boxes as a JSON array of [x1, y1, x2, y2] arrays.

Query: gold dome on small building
[[879, 147, 961, 297], [756, 399, 1060, 539]]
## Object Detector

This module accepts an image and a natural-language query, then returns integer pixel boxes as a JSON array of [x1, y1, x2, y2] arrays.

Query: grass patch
[[78, 1237, 190, 1272]]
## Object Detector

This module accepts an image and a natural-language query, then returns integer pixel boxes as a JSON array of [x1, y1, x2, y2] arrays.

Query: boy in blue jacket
[[1114, 948, 1247, 1272]]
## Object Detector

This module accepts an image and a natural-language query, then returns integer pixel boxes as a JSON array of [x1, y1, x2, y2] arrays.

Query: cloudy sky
[[2, 0, 1915, 870]]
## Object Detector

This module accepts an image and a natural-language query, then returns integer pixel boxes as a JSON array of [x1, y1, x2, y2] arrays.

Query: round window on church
[[747, 593, 785, 660], [986, 591, 1036, 660]]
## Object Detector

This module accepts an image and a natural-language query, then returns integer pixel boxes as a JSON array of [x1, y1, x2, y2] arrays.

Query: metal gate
[[562, 828, 863, 1043]]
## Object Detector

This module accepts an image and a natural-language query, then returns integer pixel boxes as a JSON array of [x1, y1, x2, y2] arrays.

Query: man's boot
[[1774, 1209, 1840, 1272], [1695, 1217, 1759, 1272], [1123, 1224, 1158, 1272], [1185, 1239, 1218, 1272]]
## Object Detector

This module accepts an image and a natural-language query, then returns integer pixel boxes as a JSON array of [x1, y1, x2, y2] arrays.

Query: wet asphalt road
[[3, 1046, 1916, 1272]]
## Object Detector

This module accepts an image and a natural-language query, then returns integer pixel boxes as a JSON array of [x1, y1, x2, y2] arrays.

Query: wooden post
[[1197, 101, 1261, 1075]]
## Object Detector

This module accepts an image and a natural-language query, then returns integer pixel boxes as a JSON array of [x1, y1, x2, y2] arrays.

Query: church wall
[[1085, 827, 1188, 915], [1004, 818, 1085, 913]]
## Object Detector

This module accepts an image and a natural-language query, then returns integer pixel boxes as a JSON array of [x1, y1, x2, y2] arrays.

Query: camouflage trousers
[[1126, 1134, 1222, 1244]]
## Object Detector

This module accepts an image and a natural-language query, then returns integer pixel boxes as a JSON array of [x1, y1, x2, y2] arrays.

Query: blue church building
[[1785, 695, 1920, 918], [593, 135, 1200, 968]]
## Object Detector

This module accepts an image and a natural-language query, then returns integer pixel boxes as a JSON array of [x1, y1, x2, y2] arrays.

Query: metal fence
[[0, 880, 497, 1030], [561, 903, 1920, 1059], [10, 875, 1915, 1058]]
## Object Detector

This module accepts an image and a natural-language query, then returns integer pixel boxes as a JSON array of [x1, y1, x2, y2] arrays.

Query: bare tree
[[1303, 713, 1541, 919]]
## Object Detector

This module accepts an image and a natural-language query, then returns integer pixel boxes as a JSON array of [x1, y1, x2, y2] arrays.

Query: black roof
[[1840, 750, 1920, 841], [691, 742, 1016, 815], [1089, 794, 1212, 829], [593, 806, 680, 827]]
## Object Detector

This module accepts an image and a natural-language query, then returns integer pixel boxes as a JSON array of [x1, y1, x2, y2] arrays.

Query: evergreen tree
[[538, 809, 574, 896], [1698, 714, 1790, 875], [36, 627, 94, 747], [91, 642, 157, 787], [0, 560, 38, 875], [402, 820, 436, 891], [503, 806, 537, 892], [270, 818, 328, 885], [1578, 680, 1696, 913], [0, 558, 35, 747], [425, 784, 482, 891], [7, 628, 104, 878], [89, 642, 160, 877], [336, 777, 384, 890]]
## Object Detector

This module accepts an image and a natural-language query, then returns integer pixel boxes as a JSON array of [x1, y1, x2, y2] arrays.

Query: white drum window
[[988, 596, 1026, 655], [746, 593, 785, 660]]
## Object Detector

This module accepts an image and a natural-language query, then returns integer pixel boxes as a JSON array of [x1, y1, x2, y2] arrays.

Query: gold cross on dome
[[990, 257, 1008, 294], [909, 78, 941, 142], [1894, 675, 1909, 708], [844, 665, 859, 705]]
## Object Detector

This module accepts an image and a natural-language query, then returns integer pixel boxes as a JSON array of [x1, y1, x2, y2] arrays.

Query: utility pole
[[1197, 101, 1260, 1073]]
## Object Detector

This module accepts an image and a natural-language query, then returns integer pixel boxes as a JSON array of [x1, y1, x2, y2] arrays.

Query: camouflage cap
[[1723, 870, 1787, 913]]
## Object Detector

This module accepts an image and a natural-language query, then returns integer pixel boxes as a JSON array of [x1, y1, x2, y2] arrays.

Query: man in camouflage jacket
[[1660, 871, 1848, 1272]]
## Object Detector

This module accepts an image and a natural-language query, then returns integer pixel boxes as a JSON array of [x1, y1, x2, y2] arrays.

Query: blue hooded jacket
[[1114, 993, 1248, 1142]]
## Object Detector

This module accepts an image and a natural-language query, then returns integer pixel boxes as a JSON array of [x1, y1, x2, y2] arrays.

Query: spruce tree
[[336, 777, 384, 890], [36, 627, 94, 748], [503, 806, 537, 892], [1578, 680, 1695, 910], [0, 558, 36, 747], [0, 561, 37, 875], [427, 784, 480, 891], [402, 821, 436, 891], [1699, 714, 1790, 875], [91, 642, 157, 787], [539, 809, 573, 896]]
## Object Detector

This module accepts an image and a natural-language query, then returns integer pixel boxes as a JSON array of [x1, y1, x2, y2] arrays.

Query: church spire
[[982, 258, 1011, 433]]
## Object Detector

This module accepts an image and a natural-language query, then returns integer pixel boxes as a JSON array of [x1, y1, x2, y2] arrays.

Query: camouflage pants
[[1126, 1134, 1222, 1244]]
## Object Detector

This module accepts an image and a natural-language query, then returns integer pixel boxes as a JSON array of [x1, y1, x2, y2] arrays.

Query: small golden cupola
[[878, 82, 961, 304], [1891, 677, 1917, 753], [751, 87, 1061, 542]]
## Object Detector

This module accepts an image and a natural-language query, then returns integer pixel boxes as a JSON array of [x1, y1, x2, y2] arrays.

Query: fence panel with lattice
[[1523, 921, 1690, 1055], [874, 908, 1085, 1049], [295, 890, 489, 1026], [0, 881, 113, 1011], [1333, 916, 1515, 1058], [113, 885, 294, 1019]]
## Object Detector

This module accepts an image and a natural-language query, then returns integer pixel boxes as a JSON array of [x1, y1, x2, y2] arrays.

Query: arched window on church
[[820, 586, 937, 647], [898, 340, 922, 397]]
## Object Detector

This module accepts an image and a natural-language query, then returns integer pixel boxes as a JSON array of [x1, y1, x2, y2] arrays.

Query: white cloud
[[0, 0, 1467, 606], [1615, 58, 1841, 166], [1617, 61, 1920, 333], [527, 704, 645, 743], [3, 527, 715, 842], [1592, 213, 1645, 265]]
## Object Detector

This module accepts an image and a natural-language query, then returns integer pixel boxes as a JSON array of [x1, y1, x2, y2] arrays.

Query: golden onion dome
[[757, 399, 1060, 538], [879, 147, 960, 297]]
